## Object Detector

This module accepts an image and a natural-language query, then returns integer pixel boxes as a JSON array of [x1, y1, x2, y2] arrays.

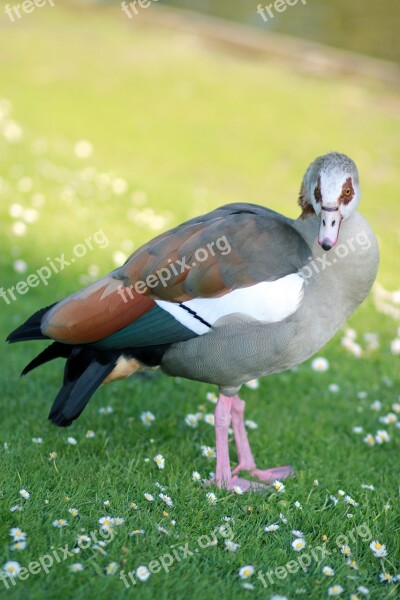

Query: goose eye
[[314, 186, 322, 203]]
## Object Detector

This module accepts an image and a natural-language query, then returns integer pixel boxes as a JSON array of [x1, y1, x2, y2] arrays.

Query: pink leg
[[231, 395, 293, 482], [212, 395, 269, 492], [214, 395, 233, 488]]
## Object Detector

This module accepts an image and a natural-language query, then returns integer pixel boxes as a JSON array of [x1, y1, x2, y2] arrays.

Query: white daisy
[[32, 437, 43, 444], [19, 489, 30, 500], [311, 357, 329, 372], [294, 501, 302, 509], [232, 485, 243, 495], [185, 414, 199, 428], [85, 430, 95, 438], [363, 433, 375, 446], [370, 400, 382, 411], [68, 508, 79, 517], [140, 411, 155, 426], [264, 523, 280, 532], [340, 545, 351, 556], [245, 379, 259, 390], [369, 541, 387, 558], [238, 565, 254, 579], [329, 384, 340, 393], [114, 517, 125, 526], [328, 585, 344, 596], [69, 563, 84, 573], [105, 562, 119, 575], [225, 539, 240, 552], [352, 426, 363, 434], [344, 495, 358, 507], [273, 480, 285, 493], [375, 430, 390, 444], [11, 541, 27, 551], [67, 437, 77, 445], [322, 566, 334, 576], [98, 516, 114, 528], [379, 572, 393, 583], [9, 528, 26, 541], [361, 484, 374, 491], [136, 565, 151, 581], [357, 586, 369, 595], [159, 493, 173, 507], [292, 529, 304, 537], [204, 414, 215, 426], [144, 493, 154, 502], [379, 413, 397, 424], [292, 538, 306, 551], [279, 513, 288, 523], [53, 518, 69, 528], [245, 419, 258, 429], [206, 392, 218, 404], [154, 454, 165, 469], [129, 529, 145, 536], [192, 471, 201, 482], [206, 492, 217, 505], [3, 561, 21, 578], [201, 445, 216, 458]]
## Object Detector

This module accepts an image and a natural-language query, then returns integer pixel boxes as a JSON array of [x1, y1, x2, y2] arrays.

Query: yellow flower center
[[376, 543, 382, 549], [296, 542, 302, 548]]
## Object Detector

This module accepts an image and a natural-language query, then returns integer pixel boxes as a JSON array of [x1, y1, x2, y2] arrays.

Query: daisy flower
[[232, 485, 243, 495], [329, 495, 338, 505], [352, 426, 363, 434], [114, 517, 125, 526], [9, 528, 26, 541], [242, 583, 255, 590], [136, 566, 151, 581], [99, 406, 113, 415], [292, 529, 304, 537], [129, 529, 145, 536], [69, 563, 84, 573], [357, 586, 369, 596], [265, 523, 280, 532], [328, 384, 340, 393], [294, 501, 302, 509], [375, 430, 390, 444], [370, 400, 382, 411], [129, 501, 138, 509], [105, 562, 119, 575], [201, 445, 216, 458], [67, 437, 77, 445], [322, 566, 334, 576], [85, 430, 95, 438], [154, 454, 165, 469], [10, 505, 23, 512], [292, 538, 306, 552], [185, 414, 199, 428], [245, 419, 258, 429], [159, 493, 173, 507], [201, 414, 213, 427], [311, 357, 329, 372], [3, 561, 21, 578], [225, 539, 240, 552], [192, 471, 201, 482], [140, 411, 155, 426], [279, 513, 288, 523], [68, 508, 79, 517], [361, 484, 375, 491], [77, 534, 91, 546], [340, 545, 351, 556], [206, 492, 217, 505], [144, 493, 154, 502], [245, 379, 259, 390], [32, 437, 43, 444], [344, 495, 358, 507], [379, 572, 394, 583], [157, 526, 169, 535], [98, 516, 114, 528], [273, 480, 285, 493], [49, 452, 57, 460], [206, 392, 218, 403], [11, 541, 27, 551], [103, 500, 110, 507], [347, 559, 358, 570], [328, 585, 344, 596], [19, 489, 30, 500], [379, 413, 397, 424], [369, 541, 387, 558], [53, 519, 69, 528], [363, 433, 375, 446], [238, 565, 254, 579]]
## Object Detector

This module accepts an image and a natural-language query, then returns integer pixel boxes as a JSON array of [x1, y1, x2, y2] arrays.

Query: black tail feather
[[48, 348, 117, 427], [21, 342, 71, 376], [6, 303, 56, 343]]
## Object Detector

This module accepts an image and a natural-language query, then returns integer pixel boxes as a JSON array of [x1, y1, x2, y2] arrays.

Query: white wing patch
[[156, 273, 304, 335]]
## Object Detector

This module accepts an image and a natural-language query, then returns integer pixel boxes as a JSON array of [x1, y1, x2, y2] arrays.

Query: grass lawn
[[0, 3, 399, 599]]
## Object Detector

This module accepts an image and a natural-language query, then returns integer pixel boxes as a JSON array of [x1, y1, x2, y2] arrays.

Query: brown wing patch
[[42, 275, 156, 344]]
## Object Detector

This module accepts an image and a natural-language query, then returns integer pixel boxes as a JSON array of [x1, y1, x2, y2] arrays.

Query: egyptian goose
[[8, 152, 379, 491]]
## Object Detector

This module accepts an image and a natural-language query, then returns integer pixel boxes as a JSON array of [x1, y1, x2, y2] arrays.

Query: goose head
[[298, 152, 361, 250]]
